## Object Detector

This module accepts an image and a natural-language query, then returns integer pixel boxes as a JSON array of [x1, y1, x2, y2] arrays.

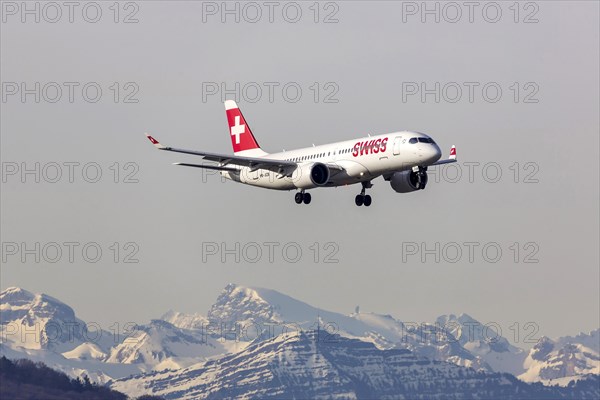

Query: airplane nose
[[433, 144, 442, 161], [428, 144, 442, 164]]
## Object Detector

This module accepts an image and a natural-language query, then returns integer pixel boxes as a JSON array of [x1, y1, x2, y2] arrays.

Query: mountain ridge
[[1, 284, 598, 397]]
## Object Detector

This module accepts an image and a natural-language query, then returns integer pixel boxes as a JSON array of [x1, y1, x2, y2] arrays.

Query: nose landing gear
[[413, 166, 428, 190]]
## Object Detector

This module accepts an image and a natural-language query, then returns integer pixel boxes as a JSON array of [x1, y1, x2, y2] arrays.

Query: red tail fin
[[225, 100, 262, 155]]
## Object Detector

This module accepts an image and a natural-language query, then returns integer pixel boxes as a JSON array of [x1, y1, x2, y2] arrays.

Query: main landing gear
[[294, 191, 311, 205], [355, 181, 373, 207]]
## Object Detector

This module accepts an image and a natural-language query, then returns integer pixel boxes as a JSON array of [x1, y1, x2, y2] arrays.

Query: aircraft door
[[393, 136, 402, 156]]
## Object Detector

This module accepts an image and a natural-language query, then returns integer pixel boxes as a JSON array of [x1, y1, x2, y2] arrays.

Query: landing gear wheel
[[413, 166, 428, 190], [355, 180, 373, 207], [355, 195, 364, 207], [294, 192, 303, 204], [303, 193, 312, 204]]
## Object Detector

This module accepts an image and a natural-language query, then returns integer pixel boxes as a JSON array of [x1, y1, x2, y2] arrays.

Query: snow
[[1, 284, 598, 394], [519, 340, 600, 385], [62, 342, 107, 361]]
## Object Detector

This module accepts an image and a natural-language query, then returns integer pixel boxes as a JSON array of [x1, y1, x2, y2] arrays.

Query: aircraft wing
[[146, 134, 297, 175], [171, 163, 238, 172], [431, 145, 457, 166]]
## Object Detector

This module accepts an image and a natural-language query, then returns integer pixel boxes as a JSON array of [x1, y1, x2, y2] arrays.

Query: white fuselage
[[221, 131, 442, 190]]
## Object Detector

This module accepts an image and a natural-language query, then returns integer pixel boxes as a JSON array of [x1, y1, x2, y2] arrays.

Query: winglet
[[449, 145, 456, 160], [146, 133, 166, 149]]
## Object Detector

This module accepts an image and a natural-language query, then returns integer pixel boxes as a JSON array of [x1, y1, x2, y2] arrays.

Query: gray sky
[[1, 1, 598, 343]]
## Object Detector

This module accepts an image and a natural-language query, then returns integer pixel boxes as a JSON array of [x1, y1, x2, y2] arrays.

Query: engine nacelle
[[292, 162, 330, 189], [390, 170, 428, 193]]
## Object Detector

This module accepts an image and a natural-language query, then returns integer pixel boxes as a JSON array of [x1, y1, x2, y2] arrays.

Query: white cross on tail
[[230, 116, 245, 144]]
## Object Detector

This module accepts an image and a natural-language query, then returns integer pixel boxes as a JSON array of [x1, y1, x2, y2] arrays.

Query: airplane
[[146, 100, 457, 206]]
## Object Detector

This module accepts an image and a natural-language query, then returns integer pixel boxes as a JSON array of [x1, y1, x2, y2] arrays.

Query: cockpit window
[[417, 137, 435, 144], [409, 137, 418, 144]]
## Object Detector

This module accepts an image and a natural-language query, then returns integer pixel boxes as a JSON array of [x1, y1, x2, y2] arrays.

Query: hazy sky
[[1, 1, 598, 342]]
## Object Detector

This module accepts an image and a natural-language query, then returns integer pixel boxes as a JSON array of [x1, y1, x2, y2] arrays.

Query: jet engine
[[292, 162, 330, 189], [390, 170, 428, 193]]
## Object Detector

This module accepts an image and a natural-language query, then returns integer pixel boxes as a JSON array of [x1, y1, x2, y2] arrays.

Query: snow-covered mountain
[[207, 284, 489, 370], [556, 329, 600, 352], [106, 319, 247, 370], [161, 310, 209, 331], [519, 331, 600, 386], [0, 287, 113, 354], [62, 342, 108, 361], [111, 330, 600, 400], [1, 284, 598, 397], [436, 313, 528, 375], [0, 287, 144, 383]]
